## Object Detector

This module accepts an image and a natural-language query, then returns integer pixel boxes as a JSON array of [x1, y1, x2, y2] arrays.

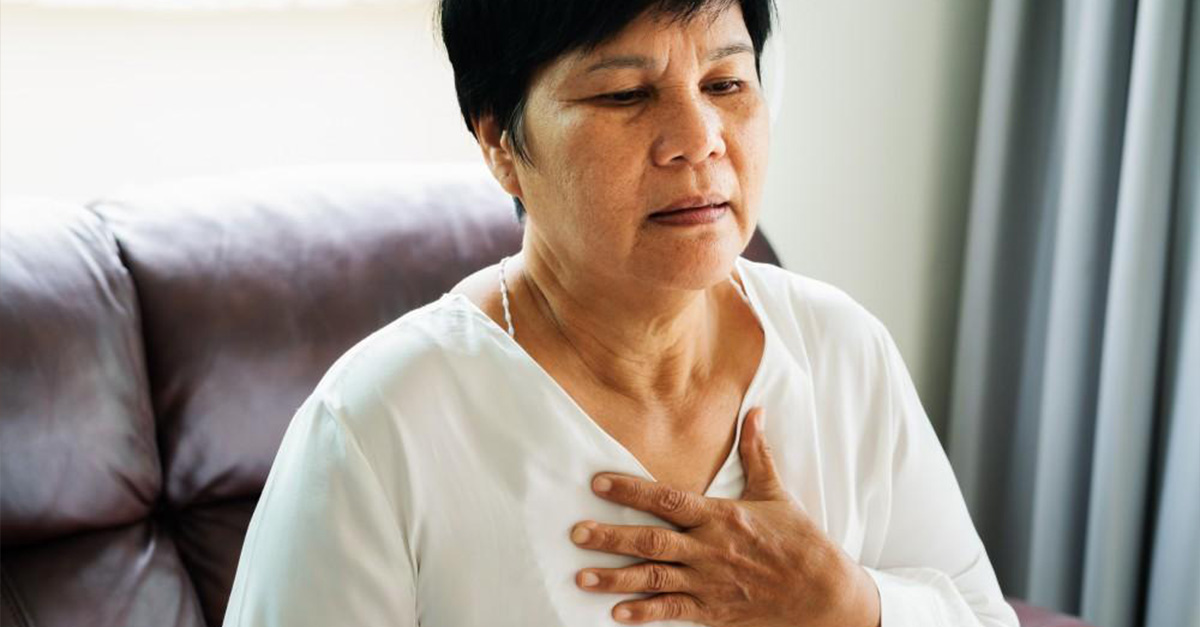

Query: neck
[[512, 240, 736, 407]]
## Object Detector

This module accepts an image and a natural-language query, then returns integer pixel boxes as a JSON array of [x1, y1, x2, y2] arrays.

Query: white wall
[[0, 1, 989, 437]]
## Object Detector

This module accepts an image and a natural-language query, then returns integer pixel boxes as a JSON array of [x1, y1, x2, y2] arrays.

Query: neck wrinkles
[[508, 248, 739, 406]]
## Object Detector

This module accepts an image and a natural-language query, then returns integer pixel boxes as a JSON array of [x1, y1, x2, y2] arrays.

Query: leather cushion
[[0, 200, 160, 546], [92, 164, 525, 509], [1, 519, 205, 627]]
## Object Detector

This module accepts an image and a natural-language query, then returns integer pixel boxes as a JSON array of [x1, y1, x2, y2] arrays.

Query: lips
[[650, 202, 729, 217], [650, 193, 731, 217], [648, 202, 730, 226]]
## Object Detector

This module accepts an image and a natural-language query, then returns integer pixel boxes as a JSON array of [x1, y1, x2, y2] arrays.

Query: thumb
[[738, 407, 787, 501]]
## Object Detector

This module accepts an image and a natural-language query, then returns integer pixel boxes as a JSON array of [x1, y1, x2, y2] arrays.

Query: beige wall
[[0, 3, 477, 200], [0, 1, 989, 437], [761, 2, 989, 437]]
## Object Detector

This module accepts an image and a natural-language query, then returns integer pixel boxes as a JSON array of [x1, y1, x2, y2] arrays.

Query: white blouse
[[222, 257, 1018, 627]]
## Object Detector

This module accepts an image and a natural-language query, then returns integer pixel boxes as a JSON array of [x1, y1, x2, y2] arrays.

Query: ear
[[474, 114, 524, 200]]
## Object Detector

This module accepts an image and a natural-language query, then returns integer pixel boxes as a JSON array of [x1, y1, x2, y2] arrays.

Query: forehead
[[541, 4, 752, 82]]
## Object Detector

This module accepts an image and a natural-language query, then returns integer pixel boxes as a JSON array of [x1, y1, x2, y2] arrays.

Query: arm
[[862, 325, 1018, 627], [222, 395, 418, 626]]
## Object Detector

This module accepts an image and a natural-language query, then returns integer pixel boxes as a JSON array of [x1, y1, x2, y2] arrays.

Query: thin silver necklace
[[498, 255, 516, 338], [496, 255, 751, 340]]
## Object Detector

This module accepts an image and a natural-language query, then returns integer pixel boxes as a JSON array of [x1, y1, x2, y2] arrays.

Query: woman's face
[[502, 4, 769, 292]]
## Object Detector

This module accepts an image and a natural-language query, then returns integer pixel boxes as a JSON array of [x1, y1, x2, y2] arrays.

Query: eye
[[598, 89, 650, 105], [705, 79, 745, 95]]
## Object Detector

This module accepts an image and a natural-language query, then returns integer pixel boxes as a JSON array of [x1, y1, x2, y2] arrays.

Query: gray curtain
[[947, 0, 1199, 626]]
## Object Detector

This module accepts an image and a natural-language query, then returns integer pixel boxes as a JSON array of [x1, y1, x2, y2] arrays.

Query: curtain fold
[[1144, 5, 1200, 624], [948, 1, 1199, 626]]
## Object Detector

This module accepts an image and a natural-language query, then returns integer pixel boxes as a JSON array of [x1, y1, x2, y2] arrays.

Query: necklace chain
[[498, 256, 516, 338]]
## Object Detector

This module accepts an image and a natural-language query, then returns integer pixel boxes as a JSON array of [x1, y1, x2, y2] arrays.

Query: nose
[[651, 90, 726, 166]]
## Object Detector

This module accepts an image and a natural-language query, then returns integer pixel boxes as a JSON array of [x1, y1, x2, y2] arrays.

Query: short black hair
[[437, 0, 777, 220]]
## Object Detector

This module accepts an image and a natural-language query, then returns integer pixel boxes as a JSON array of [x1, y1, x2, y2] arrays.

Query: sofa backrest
[[0, 164, 779, 627], [1, 198, 178, 627]]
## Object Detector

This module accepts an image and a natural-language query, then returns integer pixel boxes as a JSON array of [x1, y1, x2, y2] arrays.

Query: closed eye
[[598, 89, 651, 105], [596, 79, 746, 106]]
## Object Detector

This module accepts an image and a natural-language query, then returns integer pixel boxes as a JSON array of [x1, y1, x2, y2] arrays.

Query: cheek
[[731, 104, 770, 195], [554, 117, 647, 217], [517, 114, 645, 254], [563, 116, 642, 173]]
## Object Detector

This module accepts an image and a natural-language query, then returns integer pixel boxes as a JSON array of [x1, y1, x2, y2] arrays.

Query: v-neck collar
[[441, 256, 775, 498]]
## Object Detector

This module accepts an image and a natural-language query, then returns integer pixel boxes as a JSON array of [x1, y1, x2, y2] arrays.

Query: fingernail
[[571, 524, 591, 544], [580, 571, 599, 587], [593, 476, 612, 493], [614, 607, 632, 620]]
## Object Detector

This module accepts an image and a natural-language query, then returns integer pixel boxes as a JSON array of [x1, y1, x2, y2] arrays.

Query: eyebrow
[[583, 42, 754, 73]]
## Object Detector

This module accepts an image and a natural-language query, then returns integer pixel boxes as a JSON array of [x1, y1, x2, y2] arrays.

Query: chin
[[637, 232, 746, 292]]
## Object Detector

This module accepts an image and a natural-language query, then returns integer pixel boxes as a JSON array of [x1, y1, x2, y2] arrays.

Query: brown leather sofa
[[0, 164, 1092, 627]]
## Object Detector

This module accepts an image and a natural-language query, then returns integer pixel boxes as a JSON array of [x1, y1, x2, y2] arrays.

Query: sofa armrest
[[1009, 598, 1096, 627]]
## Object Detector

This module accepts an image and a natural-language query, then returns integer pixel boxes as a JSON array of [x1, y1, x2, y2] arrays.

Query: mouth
[[648, 202, 731, 226]]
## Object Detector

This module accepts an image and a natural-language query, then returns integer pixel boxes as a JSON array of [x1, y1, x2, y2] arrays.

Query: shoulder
[[308, 295, 498, 431], [447, 260, 514, 331], [739, 258, 922, 448], [737, 257, 892, 358]]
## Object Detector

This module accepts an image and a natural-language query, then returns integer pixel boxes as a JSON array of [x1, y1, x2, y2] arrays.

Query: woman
[[223, 1, 1018, 626]]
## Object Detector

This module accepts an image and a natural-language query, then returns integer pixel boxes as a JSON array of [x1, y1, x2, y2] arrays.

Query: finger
[[591, 474, 712, 528], [611, 593, 706, 624], [738, 407, 788, 501], [576, 561, 696, 594], [570, 522, 702, 562]]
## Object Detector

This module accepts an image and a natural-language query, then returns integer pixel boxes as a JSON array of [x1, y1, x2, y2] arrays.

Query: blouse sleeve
[[222, 394, 418, 627], [861, 324, 1019, 627]]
